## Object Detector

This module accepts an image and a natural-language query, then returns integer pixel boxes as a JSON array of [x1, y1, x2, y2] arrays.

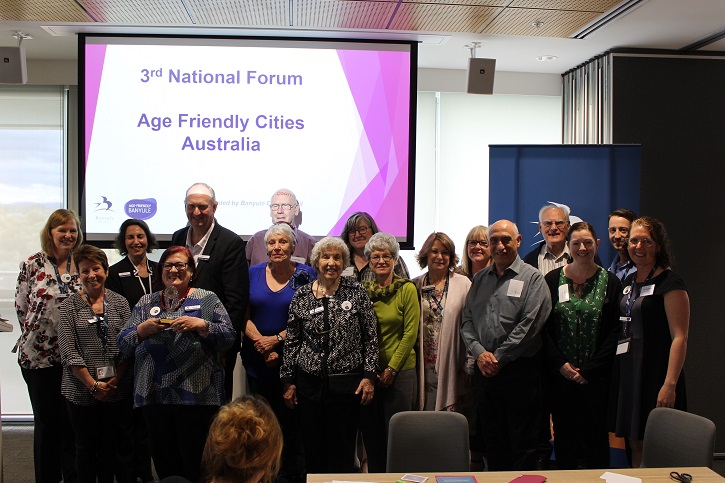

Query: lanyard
[[134, 259, 153, 295], [85, 291, 109, 349], [51, 257, 72, 294], [622, 266, 656, 338], [425, 273, 449, 314]]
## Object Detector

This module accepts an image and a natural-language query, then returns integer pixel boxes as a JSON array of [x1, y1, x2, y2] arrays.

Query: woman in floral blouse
[[542, 222, 621, 469], [15, 209, 83, 483]]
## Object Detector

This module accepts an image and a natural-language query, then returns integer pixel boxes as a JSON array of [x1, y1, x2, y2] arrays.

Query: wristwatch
[[276, 333, 283, 342], [385, 366, 397, 377]]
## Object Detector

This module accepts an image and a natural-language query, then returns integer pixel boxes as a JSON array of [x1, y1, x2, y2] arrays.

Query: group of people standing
[[13, 187, 689, 483]]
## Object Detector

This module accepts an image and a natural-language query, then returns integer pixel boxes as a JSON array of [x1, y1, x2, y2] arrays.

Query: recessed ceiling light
[[536, 55, 558, 62]]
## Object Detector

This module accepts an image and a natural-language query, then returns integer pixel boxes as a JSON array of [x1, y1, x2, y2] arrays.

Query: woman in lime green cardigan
[[360, 232, 420, 473]]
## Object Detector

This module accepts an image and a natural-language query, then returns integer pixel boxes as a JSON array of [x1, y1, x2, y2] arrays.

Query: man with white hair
[[523, 204, 572, 274], [171, 182, 249, 400], [245, 188, 316, 266]]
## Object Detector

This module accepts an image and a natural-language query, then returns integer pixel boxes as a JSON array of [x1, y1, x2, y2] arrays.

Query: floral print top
[[421, 288, 446, 368], [15, 251, 81, 369]]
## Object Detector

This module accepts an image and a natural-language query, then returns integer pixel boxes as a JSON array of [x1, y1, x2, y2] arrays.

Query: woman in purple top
[[243, 223, 315, 483]]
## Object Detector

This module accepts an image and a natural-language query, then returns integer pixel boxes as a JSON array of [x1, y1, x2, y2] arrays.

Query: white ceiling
[[1, 0, 724, 75]]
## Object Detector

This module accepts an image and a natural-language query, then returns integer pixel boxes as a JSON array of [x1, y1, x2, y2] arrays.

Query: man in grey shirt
[[461, 219, 551, 471]]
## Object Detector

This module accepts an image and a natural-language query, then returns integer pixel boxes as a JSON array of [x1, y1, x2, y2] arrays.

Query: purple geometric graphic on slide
[[331, 49, 411, 236], [84, 44, 107, 169]]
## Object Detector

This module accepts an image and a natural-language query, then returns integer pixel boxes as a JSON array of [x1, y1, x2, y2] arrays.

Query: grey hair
[[263, 223, 297, 248], [310, 237, 350, 272], [185, 182, 216, 203], [363, 232, 399, 260], [271, 188, 297, 205], [538, 204, 570, 223]]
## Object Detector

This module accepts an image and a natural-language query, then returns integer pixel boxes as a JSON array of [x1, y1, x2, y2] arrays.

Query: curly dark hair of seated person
[[202, 395, 283, 483]]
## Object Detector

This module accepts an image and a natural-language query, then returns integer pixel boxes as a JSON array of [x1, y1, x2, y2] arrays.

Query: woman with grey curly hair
[[281, 236, 379, 473], [359, 232, 419, 472]]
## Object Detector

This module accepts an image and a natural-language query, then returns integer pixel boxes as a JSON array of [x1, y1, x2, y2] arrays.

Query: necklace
[[161, 285, 191, 312], [315, 280, 339, 298]]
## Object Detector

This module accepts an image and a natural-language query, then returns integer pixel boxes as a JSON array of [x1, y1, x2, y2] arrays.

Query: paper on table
[[600, 471, 642, 483], [331, 480, 377, 483]]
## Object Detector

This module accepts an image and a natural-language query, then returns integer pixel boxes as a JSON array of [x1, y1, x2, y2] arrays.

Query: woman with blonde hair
[[459, 225, 492, 279], [202, 396, 283, 483]]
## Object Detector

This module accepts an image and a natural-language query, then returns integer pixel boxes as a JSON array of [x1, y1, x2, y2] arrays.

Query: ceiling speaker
[[467, 58, 495, 95], [0, 46, 28, 84]]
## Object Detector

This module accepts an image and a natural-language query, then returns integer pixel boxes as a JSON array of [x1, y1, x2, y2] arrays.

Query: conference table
[[308, 467, 724, 482]]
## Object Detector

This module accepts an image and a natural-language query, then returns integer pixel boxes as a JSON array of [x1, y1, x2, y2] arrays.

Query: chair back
[[641, 407, 716, 468], [386, 411, 469, 473]]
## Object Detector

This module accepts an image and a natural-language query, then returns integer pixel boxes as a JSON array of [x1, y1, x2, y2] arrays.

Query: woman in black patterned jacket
[[281, 236, 379, 474]]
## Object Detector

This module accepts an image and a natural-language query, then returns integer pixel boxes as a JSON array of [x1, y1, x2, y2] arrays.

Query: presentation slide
[[81, 35, 415, 243]]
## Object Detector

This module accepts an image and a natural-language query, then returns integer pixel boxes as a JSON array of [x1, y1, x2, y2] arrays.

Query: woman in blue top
[[243, 223, 315, 483]]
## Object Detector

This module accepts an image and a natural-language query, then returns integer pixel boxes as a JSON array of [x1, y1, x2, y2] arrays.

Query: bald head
[[489, 219, 522, 273]]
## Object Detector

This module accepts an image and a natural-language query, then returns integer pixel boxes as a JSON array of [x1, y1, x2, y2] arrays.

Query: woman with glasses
[[359, 232, 420, 472], [117, 246, 236, 482], [58, 244, 135, 483], [459, 225, 492, 279], [281, 237, 378, 474], [612, 217, 689, 467], [542, 222, 620, 469], [242, 223, 315, 483], [340, 212, 410, 283]]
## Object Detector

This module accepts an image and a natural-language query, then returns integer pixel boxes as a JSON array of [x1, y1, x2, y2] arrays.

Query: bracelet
[[276, 333, 283, 343], [90, 380, 99, 394], [385, 367, 397, 377]]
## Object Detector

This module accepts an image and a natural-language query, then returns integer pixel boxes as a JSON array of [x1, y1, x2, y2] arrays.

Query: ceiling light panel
[[79, 0, 192, 24], [508, 0, 620, 9], [294, 0, 397, 29], [388, 4, 500, 32], [188, 0, 288, 26]]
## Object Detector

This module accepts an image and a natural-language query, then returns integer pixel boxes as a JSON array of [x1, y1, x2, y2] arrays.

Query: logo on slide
[[124, 198, 157, 220], [94, 196, 114, 212]]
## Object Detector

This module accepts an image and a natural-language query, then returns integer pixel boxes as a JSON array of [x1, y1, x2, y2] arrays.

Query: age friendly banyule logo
[[124, 198, 157, 220]]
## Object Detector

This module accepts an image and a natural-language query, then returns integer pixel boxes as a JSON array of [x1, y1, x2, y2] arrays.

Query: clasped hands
[[559, 362, 588, 384], [253, 335, 282, 367], [477, 351, 500, 377]]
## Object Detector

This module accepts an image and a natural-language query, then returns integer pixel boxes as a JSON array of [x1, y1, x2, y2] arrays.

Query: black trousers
[[21, 365, 77, 483], [549, 375, 610, 470], [476, 356, 542, 471], [248, 374, 305, 482], [142, 404, 219, 483], [66, 398, 135, 483], [297, 392, 361, 474]]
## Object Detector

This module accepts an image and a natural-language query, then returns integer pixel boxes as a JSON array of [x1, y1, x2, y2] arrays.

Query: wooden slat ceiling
[[0, 0, 623, 37]]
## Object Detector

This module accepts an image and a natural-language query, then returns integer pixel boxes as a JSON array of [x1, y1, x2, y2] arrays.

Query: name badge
[[616, 338, 631, 355], [198, 255, 210, 262], [87, 318, 98, 325], [56, 293, 69, 301], [96, 365, 116, 380], [291, 256, 305, 264], [310, 306, 324, 315], [185, 305, 201, 311], [640, 284, 655, 297], [341, 267, 355, 277], [507, 280, 524, 298], [558, 284, 570, 302], [118, 271, 132, 278]]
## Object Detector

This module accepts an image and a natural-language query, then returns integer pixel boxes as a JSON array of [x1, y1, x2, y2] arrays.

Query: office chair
[[386, 411, 470, 472], [640, 407, 716, 468]]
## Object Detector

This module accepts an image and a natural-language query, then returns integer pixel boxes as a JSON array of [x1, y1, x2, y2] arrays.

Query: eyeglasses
[[348, 226, 371, 236], [467, 240, 489, 248], [542, 220, 569, 228], [370, 255, 393, 263], [270, 203, 296, 211], [162, 262, 188, 271], [629, 237, 654, 248]]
